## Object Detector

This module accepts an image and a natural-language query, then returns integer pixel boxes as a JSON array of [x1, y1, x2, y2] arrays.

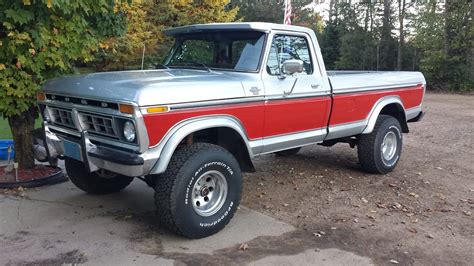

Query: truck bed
[[327, 71, 425, 94]]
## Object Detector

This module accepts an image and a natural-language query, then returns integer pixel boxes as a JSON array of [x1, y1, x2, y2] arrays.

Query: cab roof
[[163, 22, 314, 36]]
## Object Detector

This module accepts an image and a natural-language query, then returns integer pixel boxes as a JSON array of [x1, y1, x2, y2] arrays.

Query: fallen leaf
[[393, 203, 403, 209], [318, 231, 326, 235], [361, 197, 368, 204], [239, 243, 249, 251], [282, 203, 289, 207], [313, 232, 322, 237], [435, 166, 443, 170], [390, 259, 400, 264], [389, 183, 398, 188], [426, 234, 435, 239], [330, 227, 337, 230], [463, 211, 471, 216], [408, 228, 418, 233]]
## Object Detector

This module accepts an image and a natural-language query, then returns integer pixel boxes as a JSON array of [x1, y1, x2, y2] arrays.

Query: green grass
[[0, 118, 42, 139]]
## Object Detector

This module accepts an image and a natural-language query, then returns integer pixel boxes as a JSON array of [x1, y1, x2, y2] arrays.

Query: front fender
[[148, 115, 252, 175]]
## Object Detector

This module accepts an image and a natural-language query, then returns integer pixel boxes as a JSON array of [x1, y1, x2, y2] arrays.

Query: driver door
[[261, 34, 331, 152]]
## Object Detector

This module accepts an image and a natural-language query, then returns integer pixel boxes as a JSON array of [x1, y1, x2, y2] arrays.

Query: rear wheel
[[275, 147, 301, 156], [65, 158, 134, 194], [154, 143, 242, 239], [357, 115, 403, 174]]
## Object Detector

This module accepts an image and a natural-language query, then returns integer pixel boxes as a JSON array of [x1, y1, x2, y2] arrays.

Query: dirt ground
[[241, 92, 474, 265]]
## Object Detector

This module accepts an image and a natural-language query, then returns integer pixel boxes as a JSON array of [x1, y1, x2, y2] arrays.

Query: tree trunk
[[7, 107, 36, 169], [380, 0, 393, 70], [396, 0, 406, 70]]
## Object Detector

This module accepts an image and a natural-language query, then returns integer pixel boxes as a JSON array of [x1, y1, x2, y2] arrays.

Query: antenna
[[141, 44, 146, 70]]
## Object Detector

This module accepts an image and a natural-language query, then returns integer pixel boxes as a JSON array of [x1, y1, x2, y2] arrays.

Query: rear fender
[[362, 96, 406, 134]]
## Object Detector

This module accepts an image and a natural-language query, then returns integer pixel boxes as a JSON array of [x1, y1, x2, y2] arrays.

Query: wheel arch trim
[[149, 115, 253, 175], [362, 96, 406, 134]]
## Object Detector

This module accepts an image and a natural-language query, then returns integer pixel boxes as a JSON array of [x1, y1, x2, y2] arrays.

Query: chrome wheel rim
[[381, 131, 397, 161], [191, 170, 228, 217]]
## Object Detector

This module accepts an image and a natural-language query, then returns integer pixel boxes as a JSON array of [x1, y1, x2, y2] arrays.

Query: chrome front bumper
[[34, 122, 157, 177]]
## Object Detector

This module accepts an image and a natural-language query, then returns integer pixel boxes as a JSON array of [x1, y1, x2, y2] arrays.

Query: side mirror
[[281, 59, 304, 75]]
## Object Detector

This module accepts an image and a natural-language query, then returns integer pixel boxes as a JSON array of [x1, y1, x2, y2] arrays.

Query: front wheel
[[154, 143, 242, 239], [65, 158, 134, 194], [357, 115, 403, 174]]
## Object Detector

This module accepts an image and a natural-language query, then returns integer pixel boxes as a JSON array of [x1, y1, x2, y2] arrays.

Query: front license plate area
[[63, 139, 82, 161]]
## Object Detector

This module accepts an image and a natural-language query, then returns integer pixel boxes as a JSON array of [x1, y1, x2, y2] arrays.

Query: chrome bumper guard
[[33, 122, 155, 177]]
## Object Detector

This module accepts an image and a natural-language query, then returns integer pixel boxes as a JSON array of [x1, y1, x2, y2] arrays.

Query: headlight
[[43, 109, 51, 122], [123, 121, 136, 142]]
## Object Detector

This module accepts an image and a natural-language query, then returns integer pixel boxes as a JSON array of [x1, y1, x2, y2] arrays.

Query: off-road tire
[[65, 158, 134, 194], [357, 115, 403, 174], [154, 143, 242, 239], [275, 147, 302, 156]]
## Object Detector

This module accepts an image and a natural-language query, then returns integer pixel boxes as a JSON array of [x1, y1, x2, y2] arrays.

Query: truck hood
[[42, 69, 246, 106]]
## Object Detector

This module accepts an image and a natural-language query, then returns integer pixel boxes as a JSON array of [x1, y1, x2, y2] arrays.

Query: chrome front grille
[[50, 107, 75, 128], [80, 113, 117, 138], [48, 107, 119, 139]]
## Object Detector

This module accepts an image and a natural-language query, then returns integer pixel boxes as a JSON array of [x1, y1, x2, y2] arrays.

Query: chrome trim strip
[[333, 83, 420, 95], [250, 128, 327, 155], [265, 91, 330, 101], [325, 120, 367, 140], [141, 93, 331, 113], [166, 96, 265, 111]]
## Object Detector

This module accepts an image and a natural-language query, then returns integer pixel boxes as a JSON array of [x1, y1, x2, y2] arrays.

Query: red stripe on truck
[[143, 85, 423, 147], [329, 85, 424, 126]]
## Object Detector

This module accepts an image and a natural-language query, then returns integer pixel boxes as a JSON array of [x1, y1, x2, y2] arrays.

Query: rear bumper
[[33, 123, 157, 177], [408, 110, 425, 123]]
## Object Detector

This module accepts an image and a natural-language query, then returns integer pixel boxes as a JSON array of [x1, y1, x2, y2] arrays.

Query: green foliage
[[94, 0, 239, 70], [336, 29, 377, 70], [0, 0, 126, 118], [413, 0, 473, 91]]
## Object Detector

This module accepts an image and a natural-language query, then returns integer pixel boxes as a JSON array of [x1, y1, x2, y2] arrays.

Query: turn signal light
[[119, 104, 135, 114], [146, 106, 169, 113], [36, 92, 46, 101]]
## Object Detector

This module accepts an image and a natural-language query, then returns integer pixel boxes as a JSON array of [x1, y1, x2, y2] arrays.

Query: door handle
[[311, 84, 321, 89]]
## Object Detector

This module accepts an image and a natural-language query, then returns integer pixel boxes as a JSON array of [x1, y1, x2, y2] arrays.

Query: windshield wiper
[[167, 62, 212, 72]]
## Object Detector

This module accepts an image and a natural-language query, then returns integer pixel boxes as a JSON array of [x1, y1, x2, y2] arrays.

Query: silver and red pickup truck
[[35, 23, 425, 238]]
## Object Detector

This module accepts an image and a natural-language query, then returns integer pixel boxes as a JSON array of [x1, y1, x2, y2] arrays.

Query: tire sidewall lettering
[[184, 161, 233, 206], [178, 158, 240, 231]]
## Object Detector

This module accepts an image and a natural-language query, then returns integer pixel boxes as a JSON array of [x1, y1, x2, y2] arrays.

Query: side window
[[266, 35, 313, 75]]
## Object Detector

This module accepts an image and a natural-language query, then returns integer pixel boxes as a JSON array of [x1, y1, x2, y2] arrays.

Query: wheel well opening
[[184, 127, 255, 173], [380, 103, 409, 133]]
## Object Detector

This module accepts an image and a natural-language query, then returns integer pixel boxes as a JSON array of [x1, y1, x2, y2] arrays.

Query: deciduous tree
[[0, 0, 126, 168]]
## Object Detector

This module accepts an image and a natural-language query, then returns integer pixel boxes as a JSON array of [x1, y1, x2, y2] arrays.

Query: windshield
[[164, 31, 266, 72]]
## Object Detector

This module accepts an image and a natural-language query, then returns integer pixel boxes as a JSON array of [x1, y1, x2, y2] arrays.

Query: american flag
[[284, 0, 292, 25]]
